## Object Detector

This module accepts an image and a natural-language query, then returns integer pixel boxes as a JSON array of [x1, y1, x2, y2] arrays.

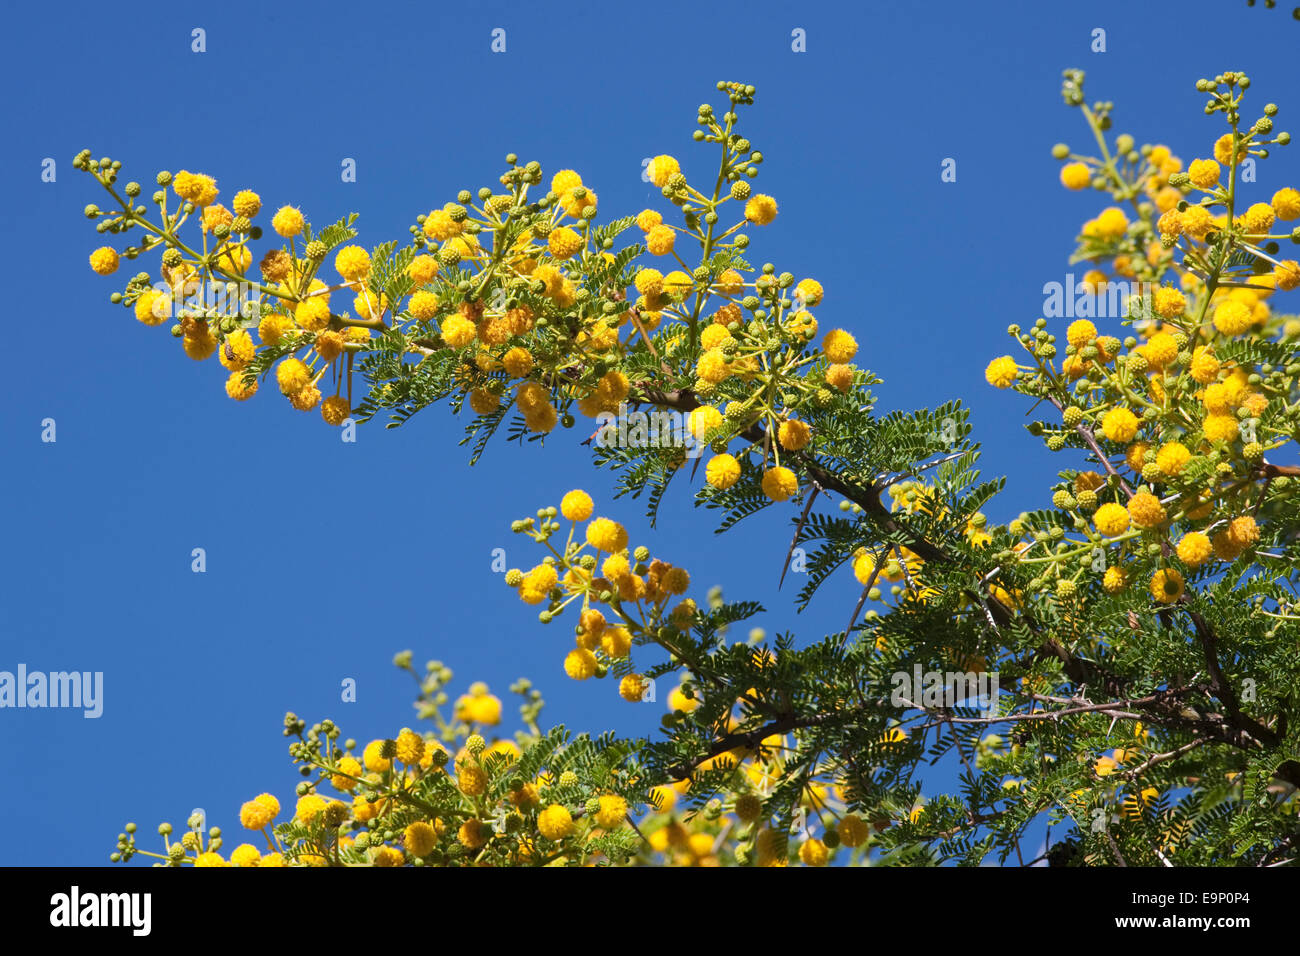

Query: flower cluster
[[985, 69, 1298, 615]]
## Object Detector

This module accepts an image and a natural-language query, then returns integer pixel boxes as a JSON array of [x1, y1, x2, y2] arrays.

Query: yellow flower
[[1059, 162, 1091, 190], [1127, 491, 1166, 529], [646, 224, 676, 256], [1093, 502, 1130, 537], [564, 648, 598, 681], [1155, 442, 1190, 476], [239, 793, 280, 830], [1150, 568, 1184, 603], [585, 517, 628, 553], [594, 795, 628, 829], [795, 278, 823, 306], [89, 246, 119, 275], [646, 155, 680, 188], [1272, 187, 1300, 221], [777, 418, 812, 451], [537, 804, 575, 841], [1100, 407, 1139, 443], [1176, 532, 1213, 568], [984, 356, 1018, 389], [561, 490, 594, 521], [761, 466, 799, 502], [799, 838, 830, 866], [1093, 207, 1128, 238], [362, 739, 392, 773], [1187, 158, 1221, 189], [547, 226, 584, 259], [404, 821, 438, 858], [822, 328, 858, 363], [744, 194, 778, 225], [271, 205, 305, 237], [334, 245, 371, 281], [1066, 319, 1097, 349]]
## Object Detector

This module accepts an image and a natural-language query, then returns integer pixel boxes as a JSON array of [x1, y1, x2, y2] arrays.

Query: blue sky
[[3, 0, 1298, 865]]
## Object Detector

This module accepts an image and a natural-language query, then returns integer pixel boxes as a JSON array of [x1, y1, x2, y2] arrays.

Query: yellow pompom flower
[[294, 794, 328, 825], [1102, 565, 1128, 594], [1093, 207, 1128, 238], [330, 755, 363, 792], [422, 208, 461, 241], [182, 327, 218, 361], [239, 793, 280, 830], [276, 358, 312, 395], [838, 814, 868, 847], [194, 852, 228, 868], [225, 371, 257, 401], [687, 405, 723, 440], [1066, 319, 1097, 349], [295, 297, 331, 332], [1093, 502, 1130, 537], [1272, 187, 1300, 221], [1143, 331, 1178, 371], [1187, 159, 1221, 189], [984, 356, 1018, 388], [1176, 532, 1213, 568], [799, 838, 830, 867], [619, 674, 648, 702], [1226, 515, 1259, 551], [1240, 202, 1275, 236], [561, 490, 594, 521], [761, 466, 799, 502], [585, 517, 628, 553], [646, 155, 680, 188], [271, 205, 305, 237], [1127, 491, 1166, 529], [706, 453, 741, 490], [1189, 347, 1219, 384], [1202, 414, 1239, 442], [1100, 407, 1139, 443], [634, 267, 664, 298], [1275, 260, 1300, 292], [230, 844, 262, 868], [646, 224, 676, 256], [744, 194, 778, 225], [822, 328, 858, 363], [1059, 162, 1091, 190], [334, 245, 371, 281], [601, 626, 632, 658], [362, 739, 392, 773], [134, 289, 171, 325], [636, 208, 663, 231], [1150, 568, 1184, 603], [1155, 442, 1190, 476], [441, 314, 477, 348], [458, 818, 490, 849], [795, 278, 823, 306], [778, 418, 812, 451], [668, 684, 699, 714], [220, 332, 258, 374], [404, 821, 438, 858], [89, 246, 120, 275], [232, 190, 261, 218], [538, 804, 575, 841], [594, 795, 628, 829], [547, 226, 584, 259], [564, 648, 599, 681]]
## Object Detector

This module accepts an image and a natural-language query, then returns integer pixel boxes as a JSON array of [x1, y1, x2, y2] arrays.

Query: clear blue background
[[3, 0, 1297, 865]]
